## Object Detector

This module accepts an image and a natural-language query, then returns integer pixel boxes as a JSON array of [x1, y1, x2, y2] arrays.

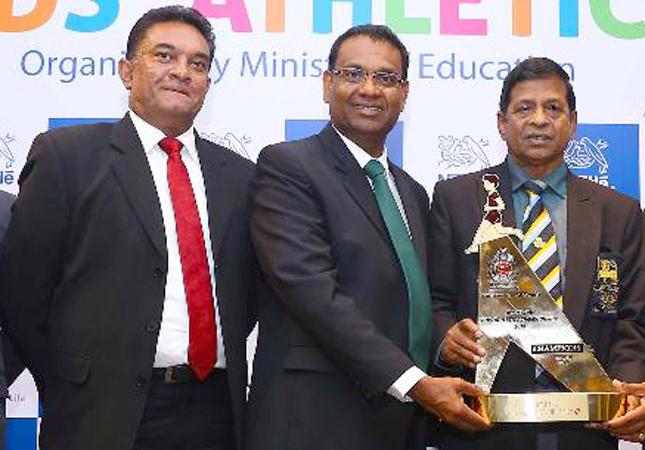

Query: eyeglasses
[[329, 67, 405, 88]]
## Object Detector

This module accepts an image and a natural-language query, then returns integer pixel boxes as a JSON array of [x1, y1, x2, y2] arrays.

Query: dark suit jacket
[[247, 124, 431, 450], [0, 190, 23, 389], [0, 190, 13, 248], [428, 160, 645, 450], [0, 189, 15, 450], [0, 190, 15, 393], [0, 115, 257, 450]]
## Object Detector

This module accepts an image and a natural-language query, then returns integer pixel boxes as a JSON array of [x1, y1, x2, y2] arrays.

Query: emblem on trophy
[[466, 174, 624, 422]]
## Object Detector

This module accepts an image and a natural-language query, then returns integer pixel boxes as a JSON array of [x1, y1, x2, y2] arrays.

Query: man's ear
[[497, 111, 507, 141], [569, 110, 578, 139], [322, 70, 332, 104], [400, 80, 409, 112], [118, 58, 133, 90]]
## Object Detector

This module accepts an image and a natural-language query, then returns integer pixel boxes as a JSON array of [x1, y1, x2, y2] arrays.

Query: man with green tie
[[247, 24, 489, 450]]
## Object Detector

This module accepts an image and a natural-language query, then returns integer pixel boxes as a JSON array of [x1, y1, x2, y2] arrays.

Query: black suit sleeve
[[607, 204, 645, 381], [0, 192, 25, 391], [0, 132, 70, 384], [251, 146, 414, 398], [427, 181, 463, 375], [2, 337, 25, 386]]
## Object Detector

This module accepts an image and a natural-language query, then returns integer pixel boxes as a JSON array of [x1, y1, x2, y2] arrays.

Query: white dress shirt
[[129, 111, 226, 369], [334, 128, 426, 402]]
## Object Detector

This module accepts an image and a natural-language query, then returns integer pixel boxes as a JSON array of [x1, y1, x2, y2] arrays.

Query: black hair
[[126, 5, 215, 67], [328, 24, 410, 80], [499, 57, 576, 113]]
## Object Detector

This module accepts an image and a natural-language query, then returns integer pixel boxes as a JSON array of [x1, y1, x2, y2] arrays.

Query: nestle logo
[[531, 343, 583, 354], [568, 124, 640, 201]]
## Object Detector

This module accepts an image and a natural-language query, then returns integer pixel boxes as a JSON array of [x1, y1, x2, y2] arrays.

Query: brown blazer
[[428, 160, 645, 450]]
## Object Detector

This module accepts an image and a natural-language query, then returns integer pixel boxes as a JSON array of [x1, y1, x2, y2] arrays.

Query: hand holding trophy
[[466, 173, 624, 423]]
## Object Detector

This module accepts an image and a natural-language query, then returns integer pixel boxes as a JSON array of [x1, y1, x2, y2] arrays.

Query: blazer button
[[146, 321, 159, 333], [136, 376, 148, 388], [152, 267, 164, 278]]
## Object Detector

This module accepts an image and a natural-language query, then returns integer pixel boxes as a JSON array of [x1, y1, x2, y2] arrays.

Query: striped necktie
[[521, 181, 563, 309]]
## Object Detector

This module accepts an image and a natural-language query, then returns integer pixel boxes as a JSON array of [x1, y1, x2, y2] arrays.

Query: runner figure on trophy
[[465, 173, 524, 254]]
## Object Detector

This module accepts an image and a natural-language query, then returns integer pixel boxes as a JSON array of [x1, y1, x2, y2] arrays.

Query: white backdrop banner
[[1, 1, 644, 449]]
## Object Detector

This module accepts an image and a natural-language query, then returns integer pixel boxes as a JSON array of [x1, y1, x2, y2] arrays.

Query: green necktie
[[364, 159, 432, 369]]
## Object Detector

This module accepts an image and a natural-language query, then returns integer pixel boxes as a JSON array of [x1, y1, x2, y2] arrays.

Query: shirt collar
[[332, 125, 390, 172], [129, 110, 199, 163], [508, 156, 567, 199]]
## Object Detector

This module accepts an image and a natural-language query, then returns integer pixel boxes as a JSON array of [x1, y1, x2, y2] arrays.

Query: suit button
[[136, 376, 148, 388], [152, 267, 164, 278], [146, 321, 159, 333]]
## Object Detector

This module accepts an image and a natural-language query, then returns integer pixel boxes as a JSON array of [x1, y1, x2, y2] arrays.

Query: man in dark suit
[[246, 24, 489, 450], [429, 57, 645, 450], [0, 6, 256, 450], [0, 189, 16, 450]]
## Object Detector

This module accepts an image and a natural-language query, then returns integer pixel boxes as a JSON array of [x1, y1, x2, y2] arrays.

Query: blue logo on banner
[[566, 124, 640, 200], [285, 120, 404, 167], [6, 418, 38, 450], [0, 132, 17, 186], [49, 118, 119, 130]]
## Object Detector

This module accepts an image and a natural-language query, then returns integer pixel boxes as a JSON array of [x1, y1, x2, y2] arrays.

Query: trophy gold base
[[473, 392, 626, 423]]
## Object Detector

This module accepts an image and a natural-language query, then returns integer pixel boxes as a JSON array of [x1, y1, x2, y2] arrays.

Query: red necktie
[[159, 137, 216, 380]]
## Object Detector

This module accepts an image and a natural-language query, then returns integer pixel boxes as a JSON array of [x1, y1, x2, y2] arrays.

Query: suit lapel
[[564, 175, 599, 329], [497, 162, 517, 228], [319, 124, 389, 242], [109, 115, 166, 258], [196, 135, 236, 262], [390, 165, 427, 272]]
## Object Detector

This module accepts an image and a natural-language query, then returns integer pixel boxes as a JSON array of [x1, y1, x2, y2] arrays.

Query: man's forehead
[[508, 77, 568, 101], [336, 36, 402, 69], [138, 21, 208, 51]]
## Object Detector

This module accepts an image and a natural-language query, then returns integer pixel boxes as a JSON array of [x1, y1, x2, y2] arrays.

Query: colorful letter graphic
[[590, 0, 645, 39], [386, 0, 431, 34], [560, 0, 579, 37], [440, 0, 487, 36], [513, 0, 531, 36], [193, 0, 252, 32], [0, 0, 56, 32], [0, 0, 118, 32], [266, 0, 285, 32], [513, 1, 579, 38], [65, 0, 119, 32], [313, 0, 372, 34]]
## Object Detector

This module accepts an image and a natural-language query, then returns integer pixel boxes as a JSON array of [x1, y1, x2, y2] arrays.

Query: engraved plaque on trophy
[[464, 174, 624, 423], [473, 236, 624, 423]]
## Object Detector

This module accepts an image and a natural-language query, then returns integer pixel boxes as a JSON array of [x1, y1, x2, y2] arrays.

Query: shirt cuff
[[387, 366, 426, 402]]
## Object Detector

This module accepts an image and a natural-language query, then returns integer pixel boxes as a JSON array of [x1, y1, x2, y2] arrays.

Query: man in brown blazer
[[428, 57, 645, 450]]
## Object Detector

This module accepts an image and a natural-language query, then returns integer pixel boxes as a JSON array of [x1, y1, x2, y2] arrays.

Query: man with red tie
[[0, 6, 257, 450]]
